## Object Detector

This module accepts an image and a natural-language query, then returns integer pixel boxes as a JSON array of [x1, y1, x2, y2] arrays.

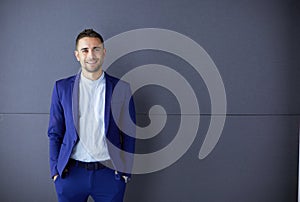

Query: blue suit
[[48, 71, 136, 180]]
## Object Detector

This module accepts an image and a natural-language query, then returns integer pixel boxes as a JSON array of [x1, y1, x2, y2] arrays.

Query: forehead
[[77, 37, 103, 48]]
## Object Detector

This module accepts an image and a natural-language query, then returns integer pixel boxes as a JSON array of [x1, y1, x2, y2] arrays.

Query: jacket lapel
[[72, 70, 81, 135], [104, 72, 112, 136]]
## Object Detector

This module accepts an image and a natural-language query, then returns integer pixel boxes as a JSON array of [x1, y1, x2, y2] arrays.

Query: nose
[[87, 49, 95, 59]]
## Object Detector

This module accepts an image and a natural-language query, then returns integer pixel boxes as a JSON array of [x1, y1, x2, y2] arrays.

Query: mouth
[[86, 60, 98, 64]]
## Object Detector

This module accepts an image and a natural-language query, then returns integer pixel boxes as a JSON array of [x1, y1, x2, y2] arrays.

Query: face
[[75, 37, 106, 74]]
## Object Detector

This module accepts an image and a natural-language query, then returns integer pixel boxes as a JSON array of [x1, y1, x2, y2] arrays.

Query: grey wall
[[0, 0, 299, 201]]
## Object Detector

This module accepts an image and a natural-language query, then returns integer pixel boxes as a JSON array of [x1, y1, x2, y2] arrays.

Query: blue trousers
[[54, 164, 126, 202]]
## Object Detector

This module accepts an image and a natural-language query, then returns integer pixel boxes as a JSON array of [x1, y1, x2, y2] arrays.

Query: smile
[[86, 61, 97, 64]]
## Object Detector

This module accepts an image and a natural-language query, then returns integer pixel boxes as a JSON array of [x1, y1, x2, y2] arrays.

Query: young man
[[48, 29, 136, 202]]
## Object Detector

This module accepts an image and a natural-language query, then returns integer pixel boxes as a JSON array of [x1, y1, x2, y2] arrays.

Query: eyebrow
[[80, 46, 102, 51]]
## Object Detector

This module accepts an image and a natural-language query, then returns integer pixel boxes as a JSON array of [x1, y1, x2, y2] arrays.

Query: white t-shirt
[[71, 72, 110, 162]]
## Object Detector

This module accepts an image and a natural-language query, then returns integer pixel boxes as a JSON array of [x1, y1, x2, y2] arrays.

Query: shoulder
[[55, 74, 76, 87], [105, 72, 130, 87], [105, 73, 133, 100]]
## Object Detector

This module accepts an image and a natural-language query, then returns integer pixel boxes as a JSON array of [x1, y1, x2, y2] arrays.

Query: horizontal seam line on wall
[[0, 113, 300, 116]]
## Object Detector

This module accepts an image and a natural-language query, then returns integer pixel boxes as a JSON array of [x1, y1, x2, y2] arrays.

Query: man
[[48, 29, 136, 202]]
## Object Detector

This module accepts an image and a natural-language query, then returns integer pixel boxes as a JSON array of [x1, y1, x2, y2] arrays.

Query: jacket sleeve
[[119, 83, 136, 177], [47, 82, 66, 178]]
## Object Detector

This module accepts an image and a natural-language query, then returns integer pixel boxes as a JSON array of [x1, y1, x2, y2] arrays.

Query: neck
[[82, 69, 103, 81]]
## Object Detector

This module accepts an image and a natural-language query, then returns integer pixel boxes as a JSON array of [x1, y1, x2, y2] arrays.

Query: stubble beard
[[84, 64, 102, 73], [83, 60, 103, 73]]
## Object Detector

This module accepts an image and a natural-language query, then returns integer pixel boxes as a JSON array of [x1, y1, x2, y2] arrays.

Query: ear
[[103, 48, 106, 57], [74, 50, 80, 61]]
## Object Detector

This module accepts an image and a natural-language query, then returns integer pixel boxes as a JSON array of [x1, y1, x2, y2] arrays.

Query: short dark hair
[[75, 29, 104, 48]]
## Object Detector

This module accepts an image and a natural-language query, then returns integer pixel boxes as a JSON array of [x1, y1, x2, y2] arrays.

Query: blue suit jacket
[[48, 71, 136, 178]]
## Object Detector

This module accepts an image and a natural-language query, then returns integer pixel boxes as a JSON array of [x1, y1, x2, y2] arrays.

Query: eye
[[94, 47, 101, 52], [81, 49, 88, 53]]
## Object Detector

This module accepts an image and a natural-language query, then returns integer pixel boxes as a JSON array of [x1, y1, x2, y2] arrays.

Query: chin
[[85, 67, 101, 73]]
